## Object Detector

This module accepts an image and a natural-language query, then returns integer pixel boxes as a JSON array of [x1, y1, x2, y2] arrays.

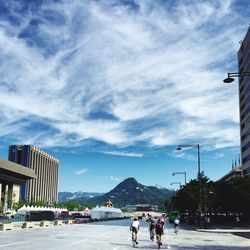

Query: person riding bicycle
[[130, 218, 140, 245], [160, 215, 165, 227], [155, 219, 164, 246], [174, 217, 180, 233], [149, 219, 155, 241]]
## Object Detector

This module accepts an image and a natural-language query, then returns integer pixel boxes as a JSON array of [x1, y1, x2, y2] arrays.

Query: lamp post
[[176, 144, 202, 226], [170, 182, 182, 189], [176, 144, 200, 179], [172, 171, 187, 185], [223, 72, 250, 83]]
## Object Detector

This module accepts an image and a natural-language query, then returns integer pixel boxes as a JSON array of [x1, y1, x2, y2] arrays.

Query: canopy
[[91, 206, 123, 220], [17, 205, 68, 215]]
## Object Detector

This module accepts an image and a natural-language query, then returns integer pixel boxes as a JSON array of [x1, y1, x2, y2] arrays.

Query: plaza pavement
[[0, 219, 249, 249]]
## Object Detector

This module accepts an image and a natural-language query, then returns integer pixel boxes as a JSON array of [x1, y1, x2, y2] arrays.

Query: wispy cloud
[[104, 151, 143, 158], [0, 0, 246, 152], [74, 168, 89, 175], [109, 176, 120, 181]]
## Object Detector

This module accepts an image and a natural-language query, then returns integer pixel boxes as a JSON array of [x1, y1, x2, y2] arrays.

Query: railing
[[0, 214, 26, 223]]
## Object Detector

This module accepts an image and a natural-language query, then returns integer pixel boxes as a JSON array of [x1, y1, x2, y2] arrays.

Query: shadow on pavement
[[233, 232, 250, 239], [110, 242, 249, 249]]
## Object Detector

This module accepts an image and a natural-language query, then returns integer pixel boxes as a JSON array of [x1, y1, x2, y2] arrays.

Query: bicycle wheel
[[132, 232, 135, 247], [158, 241, 161, 249], [156, 235, 161, 249]]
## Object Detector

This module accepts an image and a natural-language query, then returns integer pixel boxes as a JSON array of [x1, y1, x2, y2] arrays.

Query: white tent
[[91, 206, 123, 220], [17, 205, 27, 215], [17, 205, 63, 215]]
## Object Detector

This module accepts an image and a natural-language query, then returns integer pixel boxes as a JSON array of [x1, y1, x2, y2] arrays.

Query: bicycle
[[131, 230, 138, 247], [156, 234, 162, 249], [174, 225, 179, 235], [149, 229, 154, 241]]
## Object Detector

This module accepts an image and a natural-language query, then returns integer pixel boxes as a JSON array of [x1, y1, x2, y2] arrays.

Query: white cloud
[[104, 151, 143, 157], [109, 176, 120, 181], [74, 168, 89, 175], [0, 0, 245, 151]]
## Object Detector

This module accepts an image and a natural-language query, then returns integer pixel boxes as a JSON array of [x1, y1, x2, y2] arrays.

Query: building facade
[[0, 157, 36, 212], [238, 27, 250, 175], [219, 167, 243, 183], [8, 145, 59, 203]]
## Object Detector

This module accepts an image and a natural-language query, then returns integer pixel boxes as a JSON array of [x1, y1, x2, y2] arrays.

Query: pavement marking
[[112, 247, 120, 250], [0, 241, 25, 248], [71, 239, 88, 245], [50, 233, 68, 238], [0, 234, 12, 237]]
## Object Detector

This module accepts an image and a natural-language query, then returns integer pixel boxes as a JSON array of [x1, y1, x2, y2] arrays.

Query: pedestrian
[[206, 216, 210, 228]]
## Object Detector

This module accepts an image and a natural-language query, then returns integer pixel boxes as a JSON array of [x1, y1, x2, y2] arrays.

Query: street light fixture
[[173, 171, 187, 185], [170, 182, 182, 188], [176, 144, 202, 226], [176, 144, 201, 178], [223, 72, 250, 83]]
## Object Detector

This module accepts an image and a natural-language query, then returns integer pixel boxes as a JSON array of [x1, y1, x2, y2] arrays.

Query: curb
[[197, 229, 250, 233]]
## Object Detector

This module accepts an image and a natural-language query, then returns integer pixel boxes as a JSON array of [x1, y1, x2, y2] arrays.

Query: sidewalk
[[182, 223, 250, 234], [195, 226, 250, 239]]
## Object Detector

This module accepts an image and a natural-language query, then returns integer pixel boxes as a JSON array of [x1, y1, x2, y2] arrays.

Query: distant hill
[[87, 177, 174, 209], [58, 191, 103, 203]]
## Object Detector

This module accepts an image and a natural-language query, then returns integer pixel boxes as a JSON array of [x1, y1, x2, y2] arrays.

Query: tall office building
[[238, 27, 250, 175], [8, 145, 59, 203]]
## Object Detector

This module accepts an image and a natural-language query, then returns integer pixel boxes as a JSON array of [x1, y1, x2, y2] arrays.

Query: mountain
[[58, 191, 103, 203], [87, 177, 174, 209]]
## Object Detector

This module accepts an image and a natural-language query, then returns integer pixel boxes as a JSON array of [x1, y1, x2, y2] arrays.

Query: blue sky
[[0, 0, 249, 192]]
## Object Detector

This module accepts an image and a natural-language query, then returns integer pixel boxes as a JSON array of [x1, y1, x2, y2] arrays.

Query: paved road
[[0, 219, 249, 249]]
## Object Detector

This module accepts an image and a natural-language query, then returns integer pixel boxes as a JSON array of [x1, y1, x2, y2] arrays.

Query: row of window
[[239, 81, 250, 103], [240, 92, 250, 113], [242, 141, 250, 153], [242, 154, 250, 164], [243, 167, 250, 175], [241, 106, 250, 121], [241, 129, 250, 141]]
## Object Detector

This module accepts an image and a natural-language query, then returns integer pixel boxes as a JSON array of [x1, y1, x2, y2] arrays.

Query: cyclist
[[174, 217, 180, 234], [130, 218, 140, 245], [155, 219, 164, 247], [149, 219, 155, 241], [160, 214, 165, 227]]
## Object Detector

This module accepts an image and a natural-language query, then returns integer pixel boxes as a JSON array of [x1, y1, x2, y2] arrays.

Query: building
[[238, 27, 250, 176], [219, 167, 243, 183], [8, 145, 59, 203], [0, 157, 36, 212], [135, 204, 158, 212]]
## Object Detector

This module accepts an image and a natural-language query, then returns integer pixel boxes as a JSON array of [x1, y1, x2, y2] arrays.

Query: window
[[242, 155, 250, 164], [243, 167, 250, 175]]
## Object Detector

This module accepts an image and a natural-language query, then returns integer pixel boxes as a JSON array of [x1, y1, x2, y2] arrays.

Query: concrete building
[[238, 27, 250, 176], [0, 157, 36, 212], [219, 167, 243, 183], [8, 145, 59, 204]]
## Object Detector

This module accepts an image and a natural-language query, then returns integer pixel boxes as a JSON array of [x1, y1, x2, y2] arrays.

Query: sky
[[0, 0, 249, 193]]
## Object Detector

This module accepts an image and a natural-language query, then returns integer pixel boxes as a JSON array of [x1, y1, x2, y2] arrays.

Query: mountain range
[[59, 178, 174, 209], [58, 191, 103, 203]]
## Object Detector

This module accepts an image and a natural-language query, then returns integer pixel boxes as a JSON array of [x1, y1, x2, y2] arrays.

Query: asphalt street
[[0, 219, 249, 250]]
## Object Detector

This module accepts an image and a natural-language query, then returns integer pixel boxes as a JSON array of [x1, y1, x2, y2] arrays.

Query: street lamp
[[176, 144, 202, 226], [172, 171, 187, 185], [223, 72, 250, 83], [176, 144, 200, 178], [170, 182, 182, 188]]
